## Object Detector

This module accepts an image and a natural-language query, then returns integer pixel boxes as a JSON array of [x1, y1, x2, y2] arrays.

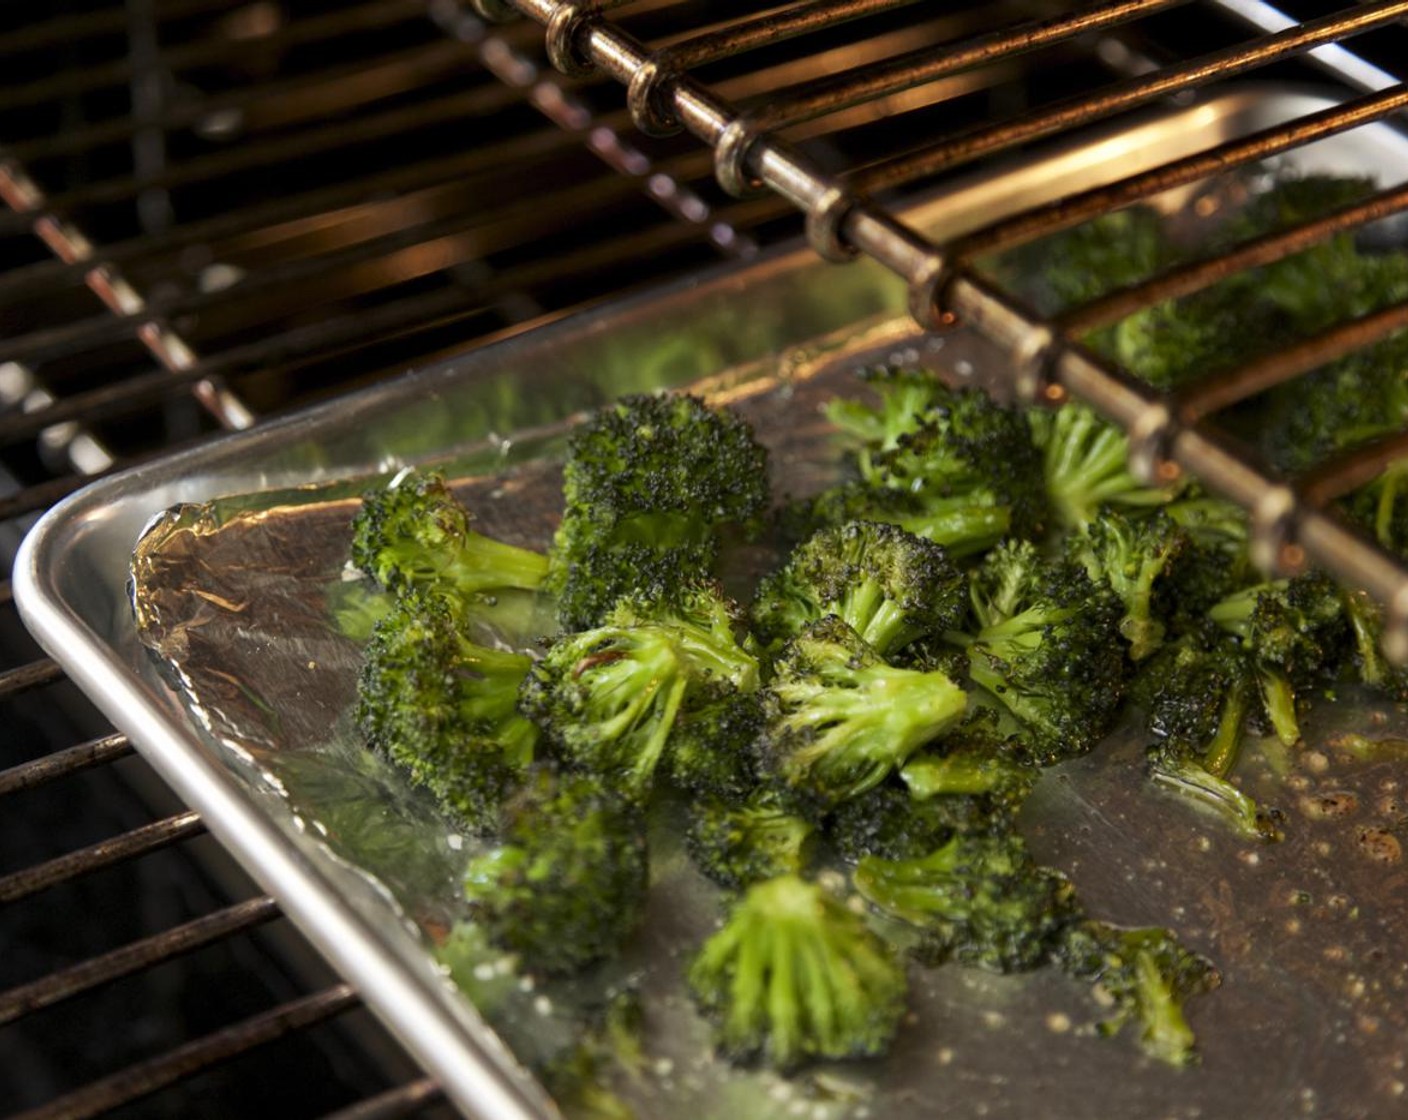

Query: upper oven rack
[[465, 0, 1408, 658]]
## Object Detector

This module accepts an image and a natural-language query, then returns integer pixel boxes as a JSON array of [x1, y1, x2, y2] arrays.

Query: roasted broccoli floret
[[1067, 510, 1187, 661], [757, 617, 968, 809], [982, 206, 1171, 316], [1336, 585, 1408, 699], [800, 383, 1044, 557], [665, 691, 762, 801], [1031, 401, 1180, 531], [687, 790, 815, 890], [1058, 921, 1220, 1067], [854, 833, 1078, 972], [823, 364, 949, 481], [462, 768, 647, 975], [687, 874, 908, 1068], [751, 520, 967, 659], [1161, 491, 1254, 624], [356, 592, 536, 832], [351, 468, 549, 602], [952, 540, 1126, 763], [520, 583, 759, 798], [549, 393, 769, 631], [1208, 572, 1347, 746], [827, 716, 1035, 861]]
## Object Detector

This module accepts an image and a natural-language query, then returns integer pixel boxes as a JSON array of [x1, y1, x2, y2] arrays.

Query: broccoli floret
[[826, 719, 1035, 862], [1160, 491, 1254, 624], [1104, 274, 1276, 393], [751, 521, 967, 659], [801, 384, 1044, 557], [665, 691, 762, 801], [1344, 458, 1408, 557], [826, 781, 971, 863], [1336, 585, 1408, 699], [520, 584, 759, 799], [1067, 511, 1187, 661], [686, 790, 815, 890], [982, 206, 1171, 316], [351, 469, 549, 602], [1058, 921, 1220, 1067], [687, 874, 908, 1069], [953, 540, 1126, 763], [355, 592, 536, 832], [854, 833, 1079, 972], [823, 364, 949, 481], [757, 617, 968, 809], [462, 768, 647, 975], [549, 393, 768, 631], [1208, 572, 1348, 746], [1031, 402, 1181, 531]]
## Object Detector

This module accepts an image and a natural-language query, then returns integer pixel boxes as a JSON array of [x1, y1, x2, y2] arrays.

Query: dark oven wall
[[1, 1, 1405, 1118]]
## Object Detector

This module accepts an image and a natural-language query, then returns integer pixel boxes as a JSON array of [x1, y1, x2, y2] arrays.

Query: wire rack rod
[[949, 83, 1408, 260], [714, 0, 1186, 145], [0, 896, 281, 1027], [0, 732, 133, 796], [850, 0, 1408, 193], [3, 0, 430, 113], [0, 658, 64, 701], [9, 984, 360, 1120], [0, 0, 243, 57], [0, 811, 205, 905], [317, 1080, 445, 1120]]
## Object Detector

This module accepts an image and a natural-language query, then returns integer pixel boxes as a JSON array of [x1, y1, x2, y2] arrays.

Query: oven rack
[[474, 0, 1408, 657]]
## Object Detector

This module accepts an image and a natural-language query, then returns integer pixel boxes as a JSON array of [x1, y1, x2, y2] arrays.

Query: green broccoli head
[[960, 540, 1126, 763], [1344, 458, 1408, 559], [757, 617, 969, 810], [665, 690, 763, 802], [351, 469, 549, 600], [686, 790, 815, 891], [751, 520, 968, 659], [520, 583, 759, 799], [797, 382, 1044, 558], [1208, 572, 1348, 746], [823, 364, 949, 479], [1058, 921, 1220, 1067], [549, 393, 769, 630], [687, 874, 908, 1069], [1336, 584, 1408, 699], [1160, 491, 1254, 626], [870, 387, 1047, 540], [1067, 510, 1187, 662], [355, 592, 536, 832], [825, 710, 1039, 861], [1031, 401, 1181, 531], [982, 205, 1171, 316], [1105, 275, 1275, 393], [854, 833, 1078, 972], [1258, 332, 1408, 474], [462, 768, 648, 975]]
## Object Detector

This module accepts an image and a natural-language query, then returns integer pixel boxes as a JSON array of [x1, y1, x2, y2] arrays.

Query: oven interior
[[3, 1, 1408, 1117]]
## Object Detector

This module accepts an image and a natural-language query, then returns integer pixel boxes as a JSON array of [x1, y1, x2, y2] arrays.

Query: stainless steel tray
[[16, 88, 1408, 1120]]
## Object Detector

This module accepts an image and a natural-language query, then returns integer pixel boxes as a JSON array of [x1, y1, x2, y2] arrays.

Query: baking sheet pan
[[15, 87, 1408, 1119]]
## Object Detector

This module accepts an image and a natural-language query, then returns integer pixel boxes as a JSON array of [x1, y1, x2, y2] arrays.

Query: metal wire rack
[[2, 1, 1407, 1118], [468, 0, 1408, 656]]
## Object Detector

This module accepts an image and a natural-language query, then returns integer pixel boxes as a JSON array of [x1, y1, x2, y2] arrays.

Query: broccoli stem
[[1257, 666, 1301, 747], [895, 503, 1011, 558], [1201, 676, 1251, 779], [900, 755, 1007, 797], [842, 579, 918, 655], [1149, 756, 1281, 842], [1133, 949, 1198, 1066]]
